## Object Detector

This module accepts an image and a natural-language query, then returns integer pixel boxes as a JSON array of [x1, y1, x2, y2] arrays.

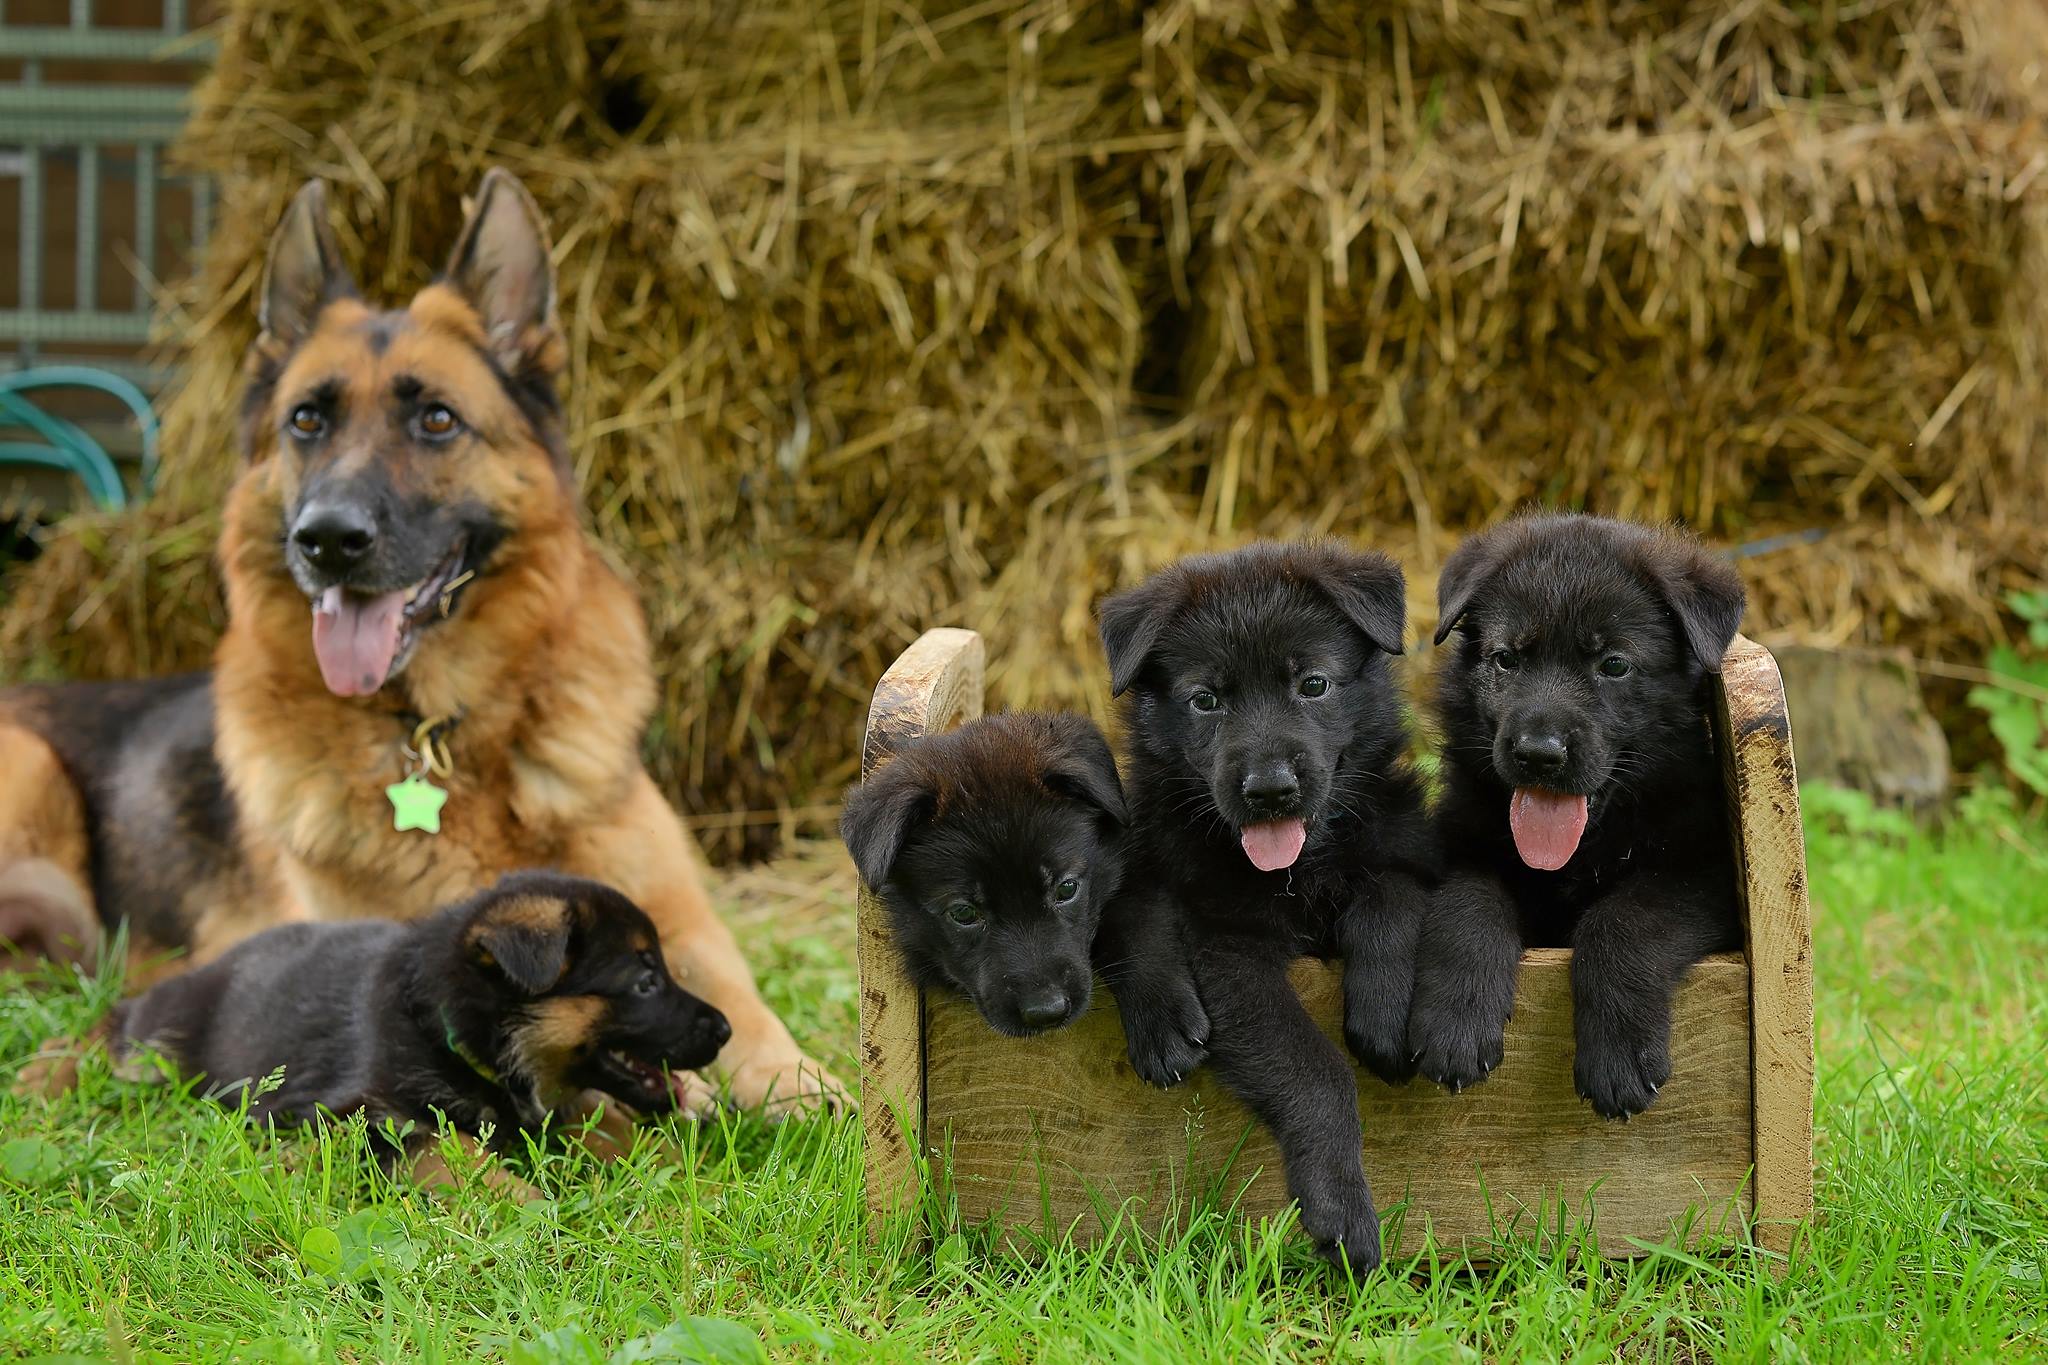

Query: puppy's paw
[[1574, 1035, 1672, 1121], [10, 1033, 91, 1099], [1297, 1185, 1383, 1277], [1116, 980, 1209, 1089], [1408, 1000, 1507, 1095], [1344, 1011, 1418, 1087]]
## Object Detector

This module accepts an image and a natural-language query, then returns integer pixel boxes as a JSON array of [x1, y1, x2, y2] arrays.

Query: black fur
[[1409, 513, 1746, 1120], [110, 872, 730, 1152], [1099, 541, 1433, 1273], [840, 712, 1126, 1038]]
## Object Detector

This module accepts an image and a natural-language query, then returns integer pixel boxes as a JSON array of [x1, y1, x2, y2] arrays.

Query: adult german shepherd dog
[[1406, 514, 1745, 1122], [0, 171, 838, 1116]]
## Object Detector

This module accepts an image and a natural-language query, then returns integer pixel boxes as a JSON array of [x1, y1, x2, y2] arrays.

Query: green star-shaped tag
[[386, 773, 449, 834]]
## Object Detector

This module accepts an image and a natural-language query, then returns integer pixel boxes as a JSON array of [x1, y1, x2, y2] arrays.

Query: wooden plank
[[857, 628, 986, 1228], [1715, 635, 1815, 1256], [927, 949, 1754, 1255]]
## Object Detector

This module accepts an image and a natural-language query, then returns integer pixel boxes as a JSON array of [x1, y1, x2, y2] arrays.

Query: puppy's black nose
[[1512, 732, 1569, 773], [1241, 763, 1300, 810], [704, 1014, 732, 1047], [291, 501, 378, 572], [1016, 987, 1072, 1031]]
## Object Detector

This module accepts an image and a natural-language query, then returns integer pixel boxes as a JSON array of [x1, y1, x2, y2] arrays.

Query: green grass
[[4, 787, 2044, 1363]]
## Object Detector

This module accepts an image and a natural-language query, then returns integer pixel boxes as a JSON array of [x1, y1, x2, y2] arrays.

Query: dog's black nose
[[1241, 763, 1301, 809], [1512, 732, 1569, 773], [704, 1014, 732, 1047], [1016, 987, 1072, 1030], [291, 502, 377, 572]]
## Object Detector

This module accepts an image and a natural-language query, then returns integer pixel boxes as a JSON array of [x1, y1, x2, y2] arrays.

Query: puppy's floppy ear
[[1040, 719, 1127, 826], [1099, 573, 1183, 697], [1434, 527, 1513, 646], [1309, 547, 1407, 655], [840, 759, 937, 890], [258, 180, 356, 347], [442, 168, 562, 379], [1631, 531, 1747, 673], [468, 893, 577, 995]]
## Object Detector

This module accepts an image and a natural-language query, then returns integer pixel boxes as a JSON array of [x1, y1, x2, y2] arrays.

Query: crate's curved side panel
[[858, 628, 986, 1228], [1715, 635, 1814, 1256]]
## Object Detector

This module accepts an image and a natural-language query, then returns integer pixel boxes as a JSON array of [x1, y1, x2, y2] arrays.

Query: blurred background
[[2, 0, 2044, 861]]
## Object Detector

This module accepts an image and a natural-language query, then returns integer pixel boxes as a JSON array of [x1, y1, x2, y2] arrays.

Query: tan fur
[[0, 721, 98, 969], [405, 1130, 544, 1203]]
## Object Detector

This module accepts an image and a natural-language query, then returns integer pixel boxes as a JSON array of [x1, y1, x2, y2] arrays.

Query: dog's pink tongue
[[1240, 818, 1307, 872], [310, 585, 407, 697], [1509, 788, 1589, 871]]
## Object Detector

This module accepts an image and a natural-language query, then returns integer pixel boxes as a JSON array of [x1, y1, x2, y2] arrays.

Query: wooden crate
[[857, 627, 1814, 1258]]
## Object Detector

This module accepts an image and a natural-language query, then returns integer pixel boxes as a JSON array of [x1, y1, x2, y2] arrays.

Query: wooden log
[[858, 628, 986, 1228]]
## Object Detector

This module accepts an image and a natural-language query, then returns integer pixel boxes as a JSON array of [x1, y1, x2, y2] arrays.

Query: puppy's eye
[[1298, 675, 1329, 698], [946, 901, 984, 928], [1598, 655, 1632, 679], [417, 404, 462, 440], [1053, 878, 1080, 904], [633, 969, 661, 996], [1190, 690, 1221, 714], [1492, 649, 1521, 672], [287, 405, 325, 439]]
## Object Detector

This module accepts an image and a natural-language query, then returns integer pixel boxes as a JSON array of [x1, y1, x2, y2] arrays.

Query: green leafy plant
[[1969, 590, 2048, 798]]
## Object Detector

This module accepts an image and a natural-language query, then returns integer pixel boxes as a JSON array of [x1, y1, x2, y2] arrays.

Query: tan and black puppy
[[841, 713, 1127, 1038], [1408, 513, 1746, 1121], [106, 871, 729, 1188]]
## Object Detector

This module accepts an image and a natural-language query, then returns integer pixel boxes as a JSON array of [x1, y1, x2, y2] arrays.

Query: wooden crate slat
[[927, 948, 1754, 1255]]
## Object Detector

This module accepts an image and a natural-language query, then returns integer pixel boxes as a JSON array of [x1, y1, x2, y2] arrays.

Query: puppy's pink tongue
[[1509, 788, 1588, 871], [310, 585, 407, 697], [1241, 818, 1307, 872]]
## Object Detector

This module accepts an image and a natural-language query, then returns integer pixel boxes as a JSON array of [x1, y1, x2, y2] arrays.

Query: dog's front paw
[[1116, 980, 1209, 1088], [1296, 1181, 1383, 1277], [721, 1053, 851, 1120], [1408, 998, 1507, 1094], [1344, 1003, 1418, 1087], [1574, 1033, 1672, 1121]]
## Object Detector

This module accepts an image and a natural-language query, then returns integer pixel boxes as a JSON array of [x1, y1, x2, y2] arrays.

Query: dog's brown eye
[[1598, 655, 1632, 679], [287, 405, 324, 439], [418, 404, 461, 439], [946, 901, 983, 927], [1054, 878, 1080, 904], [1492, 649, 1521, 672], [1298, 675, 1329, 698], [1190, 690, 1221, 714]]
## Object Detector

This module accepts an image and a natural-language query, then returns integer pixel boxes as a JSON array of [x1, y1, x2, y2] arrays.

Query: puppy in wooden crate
[[1097, 541, 1434, 1274], [840, 712, 1131, 1038], [1408, 513, 1747, 1122]]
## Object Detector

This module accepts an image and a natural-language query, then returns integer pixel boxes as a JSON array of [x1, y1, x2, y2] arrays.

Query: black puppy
[[1408, 513, 1746, 1121], [110, 871, 730, 1179], [1100, 541, 1432, 1272], [840, 712, 1127, 1037]]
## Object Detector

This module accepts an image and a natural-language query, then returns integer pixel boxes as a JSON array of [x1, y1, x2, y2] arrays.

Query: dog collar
[[440, 1007, 502, 1087]]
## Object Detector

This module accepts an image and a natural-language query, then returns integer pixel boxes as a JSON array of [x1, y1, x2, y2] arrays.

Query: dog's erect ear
[[258, 180, 356, 347], [468, 893, 577, 995], [1099, 573, 1184, 697], [1041, 719, 1127, 827], [1309, 547, 1407, 655], [442, 168, 561, 377], [840, 761, 936, 890], [1631, 532, 1748, 674]]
